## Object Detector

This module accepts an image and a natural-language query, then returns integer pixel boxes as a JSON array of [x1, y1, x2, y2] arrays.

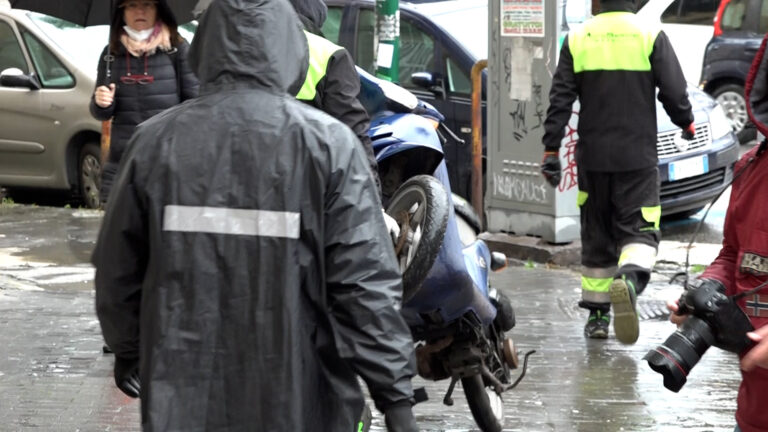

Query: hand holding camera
[[742, 325, 768, 372], [645, 278, 754, 392]]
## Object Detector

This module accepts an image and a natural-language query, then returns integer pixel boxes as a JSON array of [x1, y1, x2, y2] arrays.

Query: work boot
[[584, 309, 610, 339], [610, 275, 639, 344]]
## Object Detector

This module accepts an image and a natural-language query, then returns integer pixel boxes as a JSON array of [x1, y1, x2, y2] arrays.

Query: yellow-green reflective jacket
[[541, 10, 693, 172], [296, 30, 343, 101]]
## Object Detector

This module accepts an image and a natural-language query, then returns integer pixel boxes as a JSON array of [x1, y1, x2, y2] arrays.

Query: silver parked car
[[0, 6, 108, 208]]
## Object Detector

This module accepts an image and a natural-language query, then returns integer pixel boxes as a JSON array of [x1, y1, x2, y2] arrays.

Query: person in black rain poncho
[[91, 0, 419, 430]]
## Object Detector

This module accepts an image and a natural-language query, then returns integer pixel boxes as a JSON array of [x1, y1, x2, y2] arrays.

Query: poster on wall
[[501, 0, 544, 37]]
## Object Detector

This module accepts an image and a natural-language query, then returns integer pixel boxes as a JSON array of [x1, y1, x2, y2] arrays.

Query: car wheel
[[79, 142, 102, 209], [712, 83, 755, 144]]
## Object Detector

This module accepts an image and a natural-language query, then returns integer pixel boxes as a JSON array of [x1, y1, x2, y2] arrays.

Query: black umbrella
[[9, 0, 207, 26]]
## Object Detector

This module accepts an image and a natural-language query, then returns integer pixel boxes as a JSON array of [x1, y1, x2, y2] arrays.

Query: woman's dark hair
[[109, 0, 184, 53]]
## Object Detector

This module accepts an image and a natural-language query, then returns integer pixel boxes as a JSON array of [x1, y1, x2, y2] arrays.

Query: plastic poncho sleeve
[[323, 132, 416, 412], [92, 157, 147, 360], [542, 38, 578, 151]]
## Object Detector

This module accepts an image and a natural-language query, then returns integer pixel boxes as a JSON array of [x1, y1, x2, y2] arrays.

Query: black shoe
[[610, 276, 639, 344], [584, 310, 610, 339], [102, 344, 113, 354]]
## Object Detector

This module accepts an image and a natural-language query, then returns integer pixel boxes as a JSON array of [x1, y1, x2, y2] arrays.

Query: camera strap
[[677, 140, 768, 290], [732, 279, 768, 301]]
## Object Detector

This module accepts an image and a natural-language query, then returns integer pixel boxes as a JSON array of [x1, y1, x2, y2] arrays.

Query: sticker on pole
[[502, 0, 544, 37]]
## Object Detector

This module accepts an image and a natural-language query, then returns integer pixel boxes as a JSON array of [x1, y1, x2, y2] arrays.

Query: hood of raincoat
[[188, 0, 308, 95], [288, 0, 327, 34]]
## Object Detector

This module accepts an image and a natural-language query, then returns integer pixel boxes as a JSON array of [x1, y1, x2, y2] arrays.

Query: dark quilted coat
[[90, 39, 198, 203]]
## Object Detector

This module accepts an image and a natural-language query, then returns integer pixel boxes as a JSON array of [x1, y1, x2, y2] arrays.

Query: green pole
[[375, 0, 399, 82]]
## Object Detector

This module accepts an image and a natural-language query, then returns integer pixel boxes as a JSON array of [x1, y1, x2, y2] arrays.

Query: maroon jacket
[[700, 32, 768, 432]]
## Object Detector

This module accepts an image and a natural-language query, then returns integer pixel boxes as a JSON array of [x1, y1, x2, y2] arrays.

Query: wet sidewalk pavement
[[0, 205, 742, 431]]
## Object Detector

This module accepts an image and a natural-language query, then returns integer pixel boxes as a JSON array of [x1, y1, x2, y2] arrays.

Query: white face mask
[[123, 25, 154, 41]]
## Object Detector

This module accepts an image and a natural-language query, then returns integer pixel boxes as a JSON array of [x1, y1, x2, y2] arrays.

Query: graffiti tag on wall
[[492, 172, 548, 203]]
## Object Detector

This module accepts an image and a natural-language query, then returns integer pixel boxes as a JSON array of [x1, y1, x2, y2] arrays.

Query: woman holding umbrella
[[91, 0, 198, 206]]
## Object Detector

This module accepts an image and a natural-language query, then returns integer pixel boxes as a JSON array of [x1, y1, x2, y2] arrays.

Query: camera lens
[[643, 317, 715, 392]]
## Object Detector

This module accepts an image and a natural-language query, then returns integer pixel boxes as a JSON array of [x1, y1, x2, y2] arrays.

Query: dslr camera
[[644, 278, 754, 392]]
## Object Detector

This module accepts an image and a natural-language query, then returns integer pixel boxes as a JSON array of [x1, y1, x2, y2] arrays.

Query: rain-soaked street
[[0, 203, 744, 431]]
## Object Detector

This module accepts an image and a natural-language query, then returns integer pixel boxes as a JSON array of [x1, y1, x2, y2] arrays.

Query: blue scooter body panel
[[399, 162, 497, 328], [361, 69, 497, 333]]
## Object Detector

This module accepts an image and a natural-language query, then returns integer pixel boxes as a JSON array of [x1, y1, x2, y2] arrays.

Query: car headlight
[[709, 104, 733, 139]]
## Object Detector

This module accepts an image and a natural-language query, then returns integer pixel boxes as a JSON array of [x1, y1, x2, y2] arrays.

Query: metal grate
[[660, 167, 726, 199], [656, 123, 710, 157]]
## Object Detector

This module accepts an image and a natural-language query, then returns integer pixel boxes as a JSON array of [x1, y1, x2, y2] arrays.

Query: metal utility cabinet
[[486, 0, 581, 243]]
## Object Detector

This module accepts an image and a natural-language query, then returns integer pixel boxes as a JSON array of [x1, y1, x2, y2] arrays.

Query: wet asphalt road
[[0, 204, 744, 431]]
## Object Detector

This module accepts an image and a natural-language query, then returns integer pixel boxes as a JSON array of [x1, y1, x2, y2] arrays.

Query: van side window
[[722, 0, 746, 31], [355, 10, 434, 88], [661, 0, 719, 25], [0, 21, 28, 74], [760, 0, 768, 33], [446, 56, 471, 95], [398, 18, 434, 87], [322, 6, 343, 44], [356, 9, 377, 74]]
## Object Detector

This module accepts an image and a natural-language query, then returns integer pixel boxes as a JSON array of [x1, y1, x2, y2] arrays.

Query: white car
[[637, 0, 719, 85]]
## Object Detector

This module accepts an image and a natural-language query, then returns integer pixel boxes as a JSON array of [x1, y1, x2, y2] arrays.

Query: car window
[[446, 56, 470, 95], [356, 9, 377, 74], [399, 17, 434, 86], [322, 6, 343, 44], [661, 0, 719, 24], [722, 0, 747, 30], [20, 29, 74, 88], [760, 0, 768, 33], [0, 21, 28, 74], [355, 10, 434, 87]]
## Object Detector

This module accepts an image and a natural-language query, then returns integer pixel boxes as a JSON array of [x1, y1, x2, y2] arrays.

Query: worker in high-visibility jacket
[[540, 0, 695, 344], [289, 0, 381, 195]]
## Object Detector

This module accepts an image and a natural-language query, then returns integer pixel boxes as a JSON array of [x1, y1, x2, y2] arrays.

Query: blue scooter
[[358, 70, 535, 432]]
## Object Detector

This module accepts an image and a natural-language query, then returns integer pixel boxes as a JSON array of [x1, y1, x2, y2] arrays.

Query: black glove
[[681, 123, 696, 141], [540, 151, 561, 187], [384, 401, 418, 432], [114, 356, 140, 398]]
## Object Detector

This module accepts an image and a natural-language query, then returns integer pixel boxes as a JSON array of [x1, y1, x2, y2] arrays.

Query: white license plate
[[668, 155, 709, 181]]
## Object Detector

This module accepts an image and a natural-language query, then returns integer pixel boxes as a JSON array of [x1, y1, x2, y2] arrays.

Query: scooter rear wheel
[[386, 175, 449, 303], [461, 374, 504, 432]]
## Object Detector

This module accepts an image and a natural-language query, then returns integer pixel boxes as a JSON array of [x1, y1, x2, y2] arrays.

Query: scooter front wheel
[[461, 374, 504, 432], [386, 175, 449, 303]]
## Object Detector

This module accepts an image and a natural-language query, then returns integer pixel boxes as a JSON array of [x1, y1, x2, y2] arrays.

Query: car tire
[[712, 83, 755, 144], [78, 142, 102, 209]]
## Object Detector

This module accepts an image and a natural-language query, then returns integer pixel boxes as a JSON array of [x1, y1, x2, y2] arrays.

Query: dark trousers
[[578, 166, 661, 300]]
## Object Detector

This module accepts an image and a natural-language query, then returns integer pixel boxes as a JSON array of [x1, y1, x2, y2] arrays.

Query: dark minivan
[[700, 0, 767, 143]]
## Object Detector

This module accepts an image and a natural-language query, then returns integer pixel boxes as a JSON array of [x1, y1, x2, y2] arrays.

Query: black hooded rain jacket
[[92, 0, 416, 430]]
